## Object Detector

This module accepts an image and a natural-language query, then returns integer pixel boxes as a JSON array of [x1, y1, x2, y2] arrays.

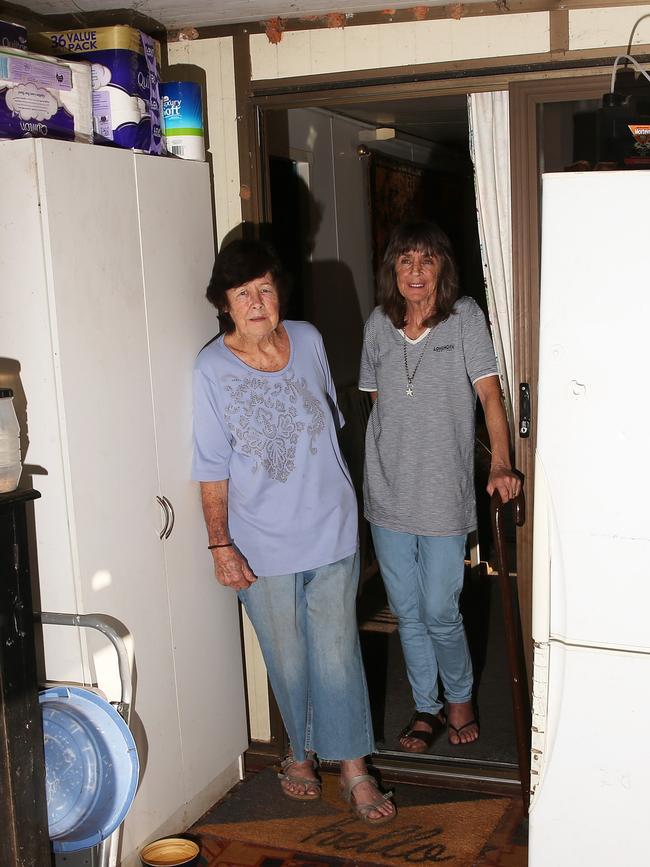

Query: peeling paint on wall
[[168, 27, 199, 42], [265, 17, 285, 43], [326, 13, 347, 29]]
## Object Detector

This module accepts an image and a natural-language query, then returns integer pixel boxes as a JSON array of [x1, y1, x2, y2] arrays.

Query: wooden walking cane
[[490, 480, 531, 809]]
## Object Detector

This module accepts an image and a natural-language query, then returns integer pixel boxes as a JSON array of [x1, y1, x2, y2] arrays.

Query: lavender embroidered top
[[192, 320, 358, 576]]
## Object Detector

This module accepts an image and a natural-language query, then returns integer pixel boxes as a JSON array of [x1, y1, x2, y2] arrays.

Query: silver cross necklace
[[403, 328, 432, 397]]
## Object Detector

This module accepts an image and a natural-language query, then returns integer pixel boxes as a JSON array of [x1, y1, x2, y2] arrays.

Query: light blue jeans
[[370, 525, 472, 715], [238, 550, 374, 761]]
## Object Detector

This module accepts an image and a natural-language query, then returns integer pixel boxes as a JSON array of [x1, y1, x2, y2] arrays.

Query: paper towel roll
[[160, 81, 205, 161]]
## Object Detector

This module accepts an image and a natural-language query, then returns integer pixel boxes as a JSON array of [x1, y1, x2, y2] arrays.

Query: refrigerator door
[[529, 641, 650, 867], [537, 171, 650, 652]]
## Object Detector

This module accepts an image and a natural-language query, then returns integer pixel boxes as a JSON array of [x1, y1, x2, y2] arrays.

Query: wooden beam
[[249, 50, 649, 102], [550, 9, 570, 55], [509, 73, 610, 688], [180, 0, 650, 41]]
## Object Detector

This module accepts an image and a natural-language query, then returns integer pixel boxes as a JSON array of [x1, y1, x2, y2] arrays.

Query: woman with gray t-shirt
[[359, 221, 520, 752]]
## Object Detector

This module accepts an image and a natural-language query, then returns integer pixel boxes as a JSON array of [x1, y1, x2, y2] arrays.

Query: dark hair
[[377, 220, 459, 329], [206, 239, 290, 334]]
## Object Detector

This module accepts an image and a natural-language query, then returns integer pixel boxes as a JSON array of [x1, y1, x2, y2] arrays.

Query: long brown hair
[[377, 220, 459, 329]]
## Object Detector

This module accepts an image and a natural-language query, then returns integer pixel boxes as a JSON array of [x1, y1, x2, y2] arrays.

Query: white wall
[[569, 4, 650, 49], [167, 36, 241, 246], [250, 11, 551, 79]]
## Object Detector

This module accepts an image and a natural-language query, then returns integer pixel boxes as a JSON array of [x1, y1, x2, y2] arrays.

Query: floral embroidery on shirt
[[224, 372, 325, 482]]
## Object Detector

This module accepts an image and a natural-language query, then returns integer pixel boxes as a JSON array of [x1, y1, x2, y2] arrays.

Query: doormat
[[192, 767, 527, 866]]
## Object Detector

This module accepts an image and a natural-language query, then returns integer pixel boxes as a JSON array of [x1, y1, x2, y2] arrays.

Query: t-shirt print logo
[[224, 373, 325, 482], [432, 344, 455, 352]]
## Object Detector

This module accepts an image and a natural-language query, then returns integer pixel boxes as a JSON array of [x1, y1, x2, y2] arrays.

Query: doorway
[[235, 66, 620, 803], [264, 94, 520, 776]]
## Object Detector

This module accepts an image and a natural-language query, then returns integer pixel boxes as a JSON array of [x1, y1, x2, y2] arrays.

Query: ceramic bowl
[[140, 837, 200, 866]]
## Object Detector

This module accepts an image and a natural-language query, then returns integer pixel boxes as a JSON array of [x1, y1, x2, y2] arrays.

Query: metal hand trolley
[[37, 612, 138, 867]]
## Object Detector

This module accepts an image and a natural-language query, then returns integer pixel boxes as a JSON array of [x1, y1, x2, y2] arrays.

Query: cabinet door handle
[[156, 495, 169, 539], [162, 496, 175, 539]]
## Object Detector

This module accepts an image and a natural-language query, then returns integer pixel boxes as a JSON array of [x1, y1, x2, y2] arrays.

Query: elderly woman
[[360, 220, 520, 752], [192, 238, 394, 823]]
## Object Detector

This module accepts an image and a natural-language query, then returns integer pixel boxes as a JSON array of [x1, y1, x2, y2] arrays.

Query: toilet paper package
[[34, 25, 163, 154], [0, 47, 93, 143], [0, 20, 27, 50]]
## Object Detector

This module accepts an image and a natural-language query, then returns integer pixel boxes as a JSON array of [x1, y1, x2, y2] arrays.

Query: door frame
[[237, 60, 612, 786], [509, 73, 610, 683]]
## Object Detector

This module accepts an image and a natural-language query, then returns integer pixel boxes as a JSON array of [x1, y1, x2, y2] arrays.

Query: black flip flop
[[398, 710, 446, 753], [448, 719, 479, 745]]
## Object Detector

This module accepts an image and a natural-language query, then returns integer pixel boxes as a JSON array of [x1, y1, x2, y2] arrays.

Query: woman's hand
[[200, 480, 256, 590], [475, 376, 521, 504], [211, 545, 257, 591], [487, 466, 521, 503]]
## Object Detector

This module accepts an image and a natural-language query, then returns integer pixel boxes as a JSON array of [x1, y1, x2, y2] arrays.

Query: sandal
[[340, 774, 396, 826], [448, 719, 479, 746], [398, 711, 446, 753], [278, 754, 321, 801]]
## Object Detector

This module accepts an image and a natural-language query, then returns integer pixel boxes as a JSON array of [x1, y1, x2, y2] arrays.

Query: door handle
[[162, 495, 175, 539], [156, 495, 169, 539], [519, 382, 531, 438]]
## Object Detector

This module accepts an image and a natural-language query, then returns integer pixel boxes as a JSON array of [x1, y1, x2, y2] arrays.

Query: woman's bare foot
[[278, 755, 321, 800], [447, 701, 479, 745], [340, 757, 395, 822], [399, 711, 445, 752]]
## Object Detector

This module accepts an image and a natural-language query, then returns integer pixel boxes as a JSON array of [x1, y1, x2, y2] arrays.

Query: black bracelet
[[208, 542, 232, 549]]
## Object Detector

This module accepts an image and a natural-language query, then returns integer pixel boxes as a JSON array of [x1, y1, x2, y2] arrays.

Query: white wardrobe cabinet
[[0, 138, 247, 864]]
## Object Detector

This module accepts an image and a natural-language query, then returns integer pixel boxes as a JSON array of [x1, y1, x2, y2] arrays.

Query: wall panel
[[168, 37, 241, 246], [569, 5, 650, 50], [250, 13, 550, 80]]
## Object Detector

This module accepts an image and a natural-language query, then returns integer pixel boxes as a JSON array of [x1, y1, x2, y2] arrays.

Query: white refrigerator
[[528, 170, 650, 867]]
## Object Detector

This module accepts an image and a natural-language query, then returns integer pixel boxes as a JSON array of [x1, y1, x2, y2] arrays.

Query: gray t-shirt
[[359, 297, 498, 536]]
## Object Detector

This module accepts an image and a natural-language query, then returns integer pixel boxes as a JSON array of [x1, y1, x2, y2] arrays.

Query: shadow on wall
[[217, 168, 364, 390], [308, 259, 363, 389], [366, 145, 485, 313], [159, 60, 219, 246]]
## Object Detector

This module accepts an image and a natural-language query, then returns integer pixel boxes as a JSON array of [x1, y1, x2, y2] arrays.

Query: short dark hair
[[377, 220, 459, 329], [206, 239, 290, 334]]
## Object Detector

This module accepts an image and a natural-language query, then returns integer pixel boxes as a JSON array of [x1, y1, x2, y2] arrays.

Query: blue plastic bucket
[[40, 686, 139, 853]]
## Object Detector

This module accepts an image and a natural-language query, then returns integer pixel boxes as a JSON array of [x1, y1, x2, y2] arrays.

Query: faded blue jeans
[[370, 525, 472, 716], [238, 550, 374, 761]]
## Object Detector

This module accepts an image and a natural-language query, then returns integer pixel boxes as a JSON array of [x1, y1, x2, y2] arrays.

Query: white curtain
[[467, 91, 514, 431]]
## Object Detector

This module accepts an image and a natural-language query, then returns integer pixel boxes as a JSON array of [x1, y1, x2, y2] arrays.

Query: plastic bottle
[[0, 388, 22, 493]]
